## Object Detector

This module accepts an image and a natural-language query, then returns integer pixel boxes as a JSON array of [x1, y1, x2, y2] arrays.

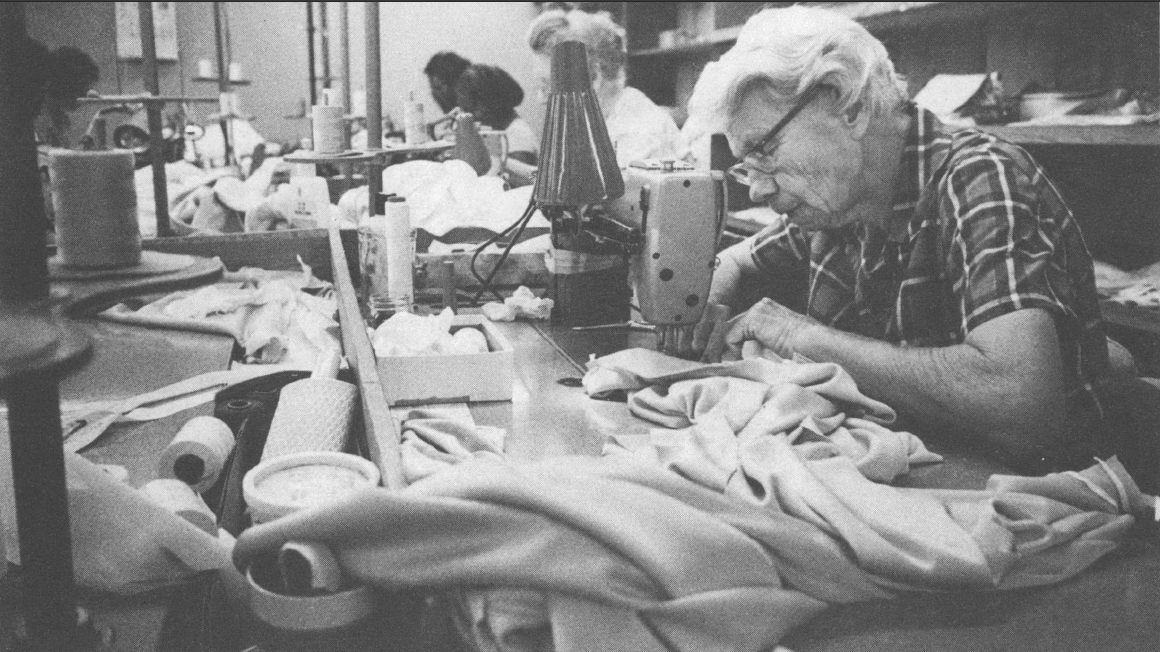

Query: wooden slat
[[328, 227, 406, 489]]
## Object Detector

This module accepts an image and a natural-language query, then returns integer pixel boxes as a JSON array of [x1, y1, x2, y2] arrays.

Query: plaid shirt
[[748, 103, 1110, 448]]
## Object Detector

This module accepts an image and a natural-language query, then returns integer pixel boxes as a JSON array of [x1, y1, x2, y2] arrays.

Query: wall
[[336, 2, 543, 143], [24, 2, 544, 150]]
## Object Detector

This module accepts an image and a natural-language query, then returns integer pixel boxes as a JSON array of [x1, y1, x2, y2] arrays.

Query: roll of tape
[[49, 148, 141, 268], [139, 478, 218, 535], [311, 105, 345, 154], [157, 416, 236, 493]]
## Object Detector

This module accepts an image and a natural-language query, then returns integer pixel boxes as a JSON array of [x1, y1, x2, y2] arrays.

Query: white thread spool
[[403, 92, 427, 145], [139, 478, 218, 535], [228, 61, 243, 82], [157, 416, 236, 493], [197, 58, 214, 78], [311, 105, 345, 154], [49, 149, 141, 268], [384, 196, 414, 314]]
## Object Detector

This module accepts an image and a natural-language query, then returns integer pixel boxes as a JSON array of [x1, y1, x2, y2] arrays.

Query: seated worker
[[675, 5, 1117, 477], [527, 7, 681, 168], [455, 63, 539, 186], [424, 51, 472, 138], [32, 42, 100, 148]]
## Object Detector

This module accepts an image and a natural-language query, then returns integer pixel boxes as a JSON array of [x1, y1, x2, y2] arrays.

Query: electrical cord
[[468, 195, 538, 305]]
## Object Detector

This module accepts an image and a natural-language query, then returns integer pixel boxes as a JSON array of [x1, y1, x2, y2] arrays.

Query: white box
[[376, 314, 514, 406]]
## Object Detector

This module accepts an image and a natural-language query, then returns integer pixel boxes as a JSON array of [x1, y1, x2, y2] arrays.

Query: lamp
[[533, 40, 624, 206]]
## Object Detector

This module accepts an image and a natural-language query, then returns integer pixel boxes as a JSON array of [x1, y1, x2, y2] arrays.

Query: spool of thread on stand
[[312, 90, 345, 154], [403, 92, 427, 145], [49, 148, 141, 268], [384, 195, 414, 315]]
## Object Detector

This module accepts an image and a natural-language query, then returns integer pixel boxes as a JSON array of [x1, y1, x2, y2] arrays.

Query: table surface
[[2, 317, 1158, 652]]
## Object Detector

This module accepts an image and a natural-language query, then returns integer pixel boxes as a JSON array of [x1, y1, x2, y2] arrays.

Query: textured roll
[[311, 105, 345, 153], [139, 478, 218, 535], [157, 416, 236, 493], [261, 378, 358, 461], [49, 148, 141, 268]]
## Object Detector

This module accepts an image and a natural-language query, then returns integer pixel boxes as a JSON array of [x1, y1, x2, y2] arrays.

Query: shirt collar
[[884, 102, 954, 242]]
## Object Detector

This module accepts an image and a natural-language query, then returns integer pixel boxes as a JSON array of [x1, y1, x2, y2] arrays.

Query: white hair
[[527, 8, 626, 81], [686, 5, 909, 138]]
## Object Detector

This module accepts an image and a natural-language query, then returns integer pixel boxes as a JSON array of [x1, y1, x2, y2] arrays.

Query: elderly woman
[[678, 5, 1115, 476], [527, 7, 681, 167]]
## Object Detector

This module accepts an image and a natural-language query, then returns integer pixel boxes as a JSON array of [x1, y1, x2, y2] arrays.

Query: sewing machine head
[[545, 159, 727, 328]]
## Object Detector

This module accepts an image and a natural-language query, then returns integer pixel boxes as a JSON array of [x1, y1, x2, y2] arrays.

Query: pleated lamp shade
[[533, 40, 624, 207]]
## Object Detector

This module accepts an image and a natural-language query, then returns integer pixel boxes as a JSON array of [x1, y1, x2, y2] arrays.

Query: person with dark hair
[[454, 63, 538, 184], [424, 51, 472, 115], [35, 44, 100, 148]]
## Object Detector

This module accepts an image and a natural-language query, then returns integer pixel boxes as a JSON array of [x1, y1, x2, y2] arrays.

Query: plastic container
[[243, 451, 381, 524]]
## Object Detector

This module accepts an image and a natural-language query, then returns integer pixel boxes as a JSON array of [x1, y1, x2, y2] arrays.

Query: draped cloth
[[233, 348, 1150, 652]]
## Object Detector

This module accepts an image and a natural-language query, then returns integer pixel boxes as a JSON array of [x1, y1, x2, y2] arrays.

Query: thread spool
[[197, 58, 214, 78], [157, 416, 236, 493], [49, 149, 141, 269], [403, 92, 427, 145], [384, 196, 414, 315], [139, 478, 218, 535], [312, 105, 345, 154]]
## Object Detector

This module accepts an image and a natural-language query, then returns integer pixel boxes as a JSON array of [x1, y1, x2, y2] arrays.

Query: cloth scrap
[[399, 406, 505, 483]]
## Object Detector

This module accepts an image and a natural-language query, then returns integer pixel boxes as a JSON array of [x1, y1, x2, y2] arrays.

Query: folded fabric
[[233, 451, 1148, 652], [399, 407, 506, 483]]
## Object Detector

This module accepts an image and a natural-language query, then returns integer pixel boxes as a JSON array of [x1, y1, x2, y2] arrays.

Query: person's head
[[526, 8, 626, 105], [45, 46, 99, 113], [455, 64, 524, 131], [686, 5, 909, 232], [424, 51, 472, 114]]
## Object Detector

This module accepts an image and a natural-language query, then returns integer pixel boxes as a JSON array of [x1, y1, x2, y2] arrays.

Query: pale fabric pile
[[232, 346, 1154, 652], [1094, 259, 1160, 309], [99, 258, 341, 370]]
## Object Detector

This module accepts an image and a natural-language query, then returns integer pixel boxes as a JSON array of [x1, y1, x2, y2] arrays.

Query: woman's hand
[[722, 297, 819, 360], [657, 302, 733, 361]]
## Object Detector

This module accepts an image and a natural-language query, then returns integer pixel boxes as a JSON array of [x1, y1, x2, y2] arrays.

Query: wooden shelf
[[978, 123, 1160, 147]]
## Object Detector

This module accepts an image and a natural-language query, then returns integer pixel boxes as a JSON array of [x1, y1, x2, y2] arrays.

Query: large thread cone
[[533, 40, 624, 206]]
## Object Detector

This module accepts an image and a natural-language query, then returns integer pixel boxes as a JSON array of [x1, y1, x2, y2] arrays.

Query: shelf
[[978, 123, 1160, 147], [192, 76, 251, 86]]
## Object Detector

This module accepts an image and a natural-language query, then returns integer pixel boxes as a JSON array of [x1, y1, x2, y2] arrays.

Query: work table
[[3, 299, 1158, 651]]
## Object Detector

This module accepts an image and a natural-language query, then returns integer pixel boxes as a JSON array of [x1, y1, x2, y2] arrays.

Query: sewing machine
[[546, 159, 727, 328]]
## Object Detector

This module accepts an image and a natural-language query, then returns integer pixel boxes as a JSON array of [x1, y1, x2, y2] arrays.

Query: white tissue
[[372, 308, 489, 357], [481, 286, 554, 322]]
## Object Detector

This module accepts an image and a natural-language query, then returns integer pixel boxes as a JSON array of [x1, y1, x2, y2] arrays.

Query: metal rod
[[319, 1, 331, 90], [212, 1, 233, 166], [306, 2, 317, 107], [0, 4, 82, 647], [77, 95, 219, 104], [138, 1, 171, 237], [365, 1, 382, 205], [339, 1, 351, 148]]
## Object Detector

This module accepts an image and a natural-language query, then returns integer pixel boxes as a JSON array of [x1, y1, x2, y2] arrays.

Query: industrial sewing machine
[[544, 158, 728, 328]]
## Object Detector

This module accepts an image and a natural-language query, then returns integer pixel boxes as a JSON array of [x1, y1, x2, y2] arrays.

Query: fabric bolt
[[746, 103, 1110, 454]]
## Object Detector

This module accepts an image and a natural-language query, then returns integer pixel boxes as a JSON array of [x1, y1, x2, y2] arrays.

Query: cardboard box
[[376, 314, 514, 406]]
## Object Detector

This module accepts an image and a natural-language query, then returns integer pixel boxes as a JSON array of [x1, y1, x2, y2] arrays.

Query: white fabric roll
[[157, 416, 236, 493], [49, 148, 141, 268]]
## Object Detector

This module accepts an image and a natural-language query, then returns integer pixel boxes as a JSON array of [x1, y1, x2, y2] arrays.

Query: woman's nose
[[748, 174, 779, 204]]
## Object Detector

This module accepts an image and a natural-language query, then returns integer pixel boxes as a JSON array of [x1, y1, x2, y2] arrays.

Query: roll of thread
[[157, 416, 236, 494], [384, 195, 414, 315], [312, 104, 345, 154], [261, 350, 358, 461], [403, 92, 427, 145], [197, 58, 213, 78], [139, 478, 218, 535], [49, 148, 141, 268]]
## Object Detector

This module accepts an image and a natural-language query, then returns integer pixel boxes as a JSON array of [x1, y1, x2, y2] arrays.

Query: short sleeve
[[942, 143, 1073, 332]]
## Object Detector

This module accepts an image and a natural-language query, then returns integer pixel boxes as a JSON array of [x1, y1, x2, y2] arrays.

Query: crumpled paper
[[482, 286, 554, 322], [371, 308, 489, 357]]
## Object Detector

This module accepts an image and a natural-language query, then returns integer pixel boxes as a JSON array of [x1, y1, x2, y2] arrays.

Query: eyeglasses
[[727, 85, 823, 186]]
